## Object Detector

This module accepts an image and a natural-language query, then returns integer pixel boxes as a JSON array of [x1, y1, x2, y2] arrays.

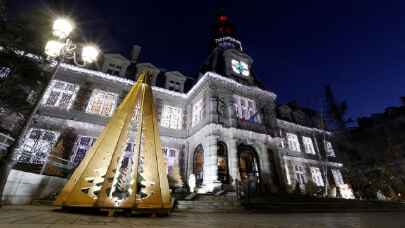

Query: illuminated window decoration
[[286, 133, 301, 152], [331, 169, 344, 186], [310, 167, 324, 187], [325, 140, 335, 157], [294, 164, 305, 185], [233, 95, 260, 123], [302, 136, 316, 154], [42, 80, 79, 109], [160, 105, 182, 129], [86, 89, 118, 117], [231, 59, 249, 76], [192, 98, 204, 127], [19, 128, 59, 164], [0, 66, 11, 79], [71, 136, 96, 166]]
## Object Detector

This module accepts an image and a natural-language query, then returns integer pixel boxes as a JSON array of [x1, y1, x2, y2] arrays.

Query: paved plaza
[[0, 205, 404, 228]]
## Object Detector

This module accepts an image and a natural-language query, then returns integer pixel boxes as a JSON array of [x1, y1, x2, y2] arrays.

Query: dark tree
[[324, 85, 348, 131]]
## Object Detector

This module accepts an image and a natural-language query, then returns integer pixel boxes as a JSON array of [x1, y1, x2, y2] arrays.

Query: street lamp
[[0, 16, 102, 205], [44, 40, 64, 58], [40, 17, 100, 174], [81, 45, 100, 64], [45, 17, 100, 65], [27, 17, 101, 173], [52, 18, 74, 39]]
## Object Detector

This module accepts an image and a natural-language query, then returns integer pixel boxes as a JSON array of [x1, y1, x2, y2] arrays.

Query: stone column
[[198, 134, 221, 193], [226, 138, 240, 187]]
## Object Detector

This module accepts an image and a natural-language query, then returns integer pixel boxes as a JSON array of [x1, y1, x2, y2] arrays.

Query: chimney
[[401, 96, 405, 107], [131, 45, 141, 63]]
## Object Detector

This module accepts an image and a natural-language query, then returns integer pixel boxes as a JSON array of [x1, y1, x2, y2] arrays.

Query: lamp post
[[40, 18, 99, 174], [0, 17, 100, 204]]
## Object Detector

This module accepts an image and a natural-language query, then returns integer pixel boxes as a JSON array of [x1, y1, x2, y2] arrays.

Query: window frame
[[302, 136, 316, 155], [294, 164, 306, 185], [42, 80, 79, 110], [19, 128, 60, 164], [325, 140, 336, 157], [191, 98, 204, 127], [286, 133, 301, 152], [233, 95, 260, 123], [86, 89, 118, 117], [71, 135, 96, 166], [162, 146, 178, 175], [160, 104, 182, 129], [310, 166, 325, 187], [331, 169, 344, 186]]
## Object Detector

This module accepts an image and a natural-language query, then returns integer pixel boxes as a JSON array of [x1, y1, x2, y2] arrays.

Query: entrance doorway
[[238, 145, 261, 186], [217, 142, 229, 184], [193, 145, 204, 187]]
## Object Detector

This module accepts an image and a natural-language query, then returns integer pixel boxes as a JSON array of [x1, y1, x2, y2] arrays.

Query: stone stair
[[176, 192, 243, 213]]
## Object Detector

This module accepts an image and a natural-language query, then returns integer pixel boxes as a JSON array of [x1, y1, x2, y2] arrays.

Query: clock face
[[231, 59, 249, 76]]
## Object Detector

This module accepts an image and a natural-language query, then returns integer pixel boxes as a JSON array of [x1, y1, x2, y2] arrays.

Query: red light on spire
[[218, 15, 228, 21]]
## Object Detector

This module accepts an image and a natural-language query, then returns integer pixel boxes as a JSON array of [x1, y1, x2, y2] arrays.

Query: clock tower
[[200, 13, 259, 86]]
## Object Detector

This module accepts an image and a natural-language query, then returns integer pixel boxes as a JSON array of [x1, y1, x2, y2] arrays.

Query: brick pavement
[[0, 205, 404, 228]]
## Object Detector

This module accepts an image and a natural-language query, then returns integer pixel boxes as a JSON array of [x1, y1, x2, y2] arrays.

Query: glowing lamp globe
[[81, 45, 100, 63], [52, 18, 74, 39], [45, 40, 64, 58]]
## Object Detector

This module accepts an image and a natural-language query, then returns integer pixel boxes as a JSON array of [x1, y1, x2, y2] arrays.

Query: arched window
[[238, 145, 261, 184], [217, 142, 229, 183], [193, 145, 204, 187]]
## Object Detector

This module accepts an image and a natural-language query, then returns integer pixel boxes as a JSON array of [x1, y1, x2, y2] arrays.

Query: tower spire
[[209, 11, 242, 52]]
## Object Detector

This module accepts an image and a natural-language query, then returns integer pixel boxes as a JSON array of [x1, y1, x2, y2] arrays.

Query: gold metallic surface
[[54, 72, 172, 210]]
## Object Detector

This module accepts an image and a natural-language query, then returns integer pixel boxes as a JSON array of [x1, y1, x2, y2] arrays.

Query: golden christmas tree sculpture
[[54, 71, 172, 213]]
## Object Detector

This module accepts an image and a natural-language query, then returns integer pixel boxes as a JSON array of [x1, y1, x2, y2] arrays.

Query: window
[[294, 165, 305, 185], [233, 95, 260, 123], [162, 147, 178, 175], [331, 169, 344, 186], [42, 80, 79, 110], [71, 136, 96, 166], [302, 136, 316, 154], [19, 128, 59, 164], [160, 105, 182, 129], [192, 98, 204, 127], [325, 140, 335, 157], [286, 133, 301, 152], [167, 80, 181, 92], [86, 89, 118, 117], [310, 167, 324, 187]]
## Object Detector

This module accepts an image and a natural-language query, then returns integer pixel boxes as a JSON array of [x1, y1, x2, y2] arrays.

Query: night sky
[[9, 0, 405, 121]]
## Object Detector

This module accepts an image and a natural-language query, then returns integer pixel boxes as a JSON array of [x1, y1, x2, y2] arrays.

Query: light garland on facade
[[59, 63, 277, 100]]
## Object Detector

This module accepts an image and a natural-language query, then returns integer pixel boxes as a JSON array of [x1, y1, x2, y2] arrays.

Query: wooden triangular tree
[[54, 71, 171, 210]]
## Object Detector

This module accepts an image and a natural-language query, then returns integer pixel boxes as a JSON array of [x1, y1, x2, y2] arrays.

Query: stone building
[[8, 14, 352, 200]]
